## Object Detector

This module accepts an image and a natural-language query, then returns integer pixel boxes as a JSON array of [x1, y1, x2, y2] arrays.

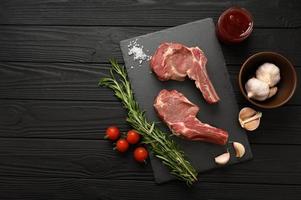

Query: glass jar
[[216, 7, 253, 44]]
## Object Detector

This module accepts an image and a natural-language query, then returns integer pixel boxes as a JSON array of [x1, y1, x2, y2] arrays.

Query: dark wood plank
[[0, 99, 129, 140], [0, 0, 300, 28], [0, 99, 301, 145], [0, 176, 300, 200], [1, 62, 300, 104], [0, 26, 300, 65], [0, 62, 113, 101], [0, 138, 301, 185], [0, 1, 300, 199]]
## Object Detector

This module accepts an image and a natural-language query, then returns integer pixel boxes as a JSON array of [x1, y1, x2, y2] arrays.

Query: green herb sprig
[[99, 59, 198, 184]]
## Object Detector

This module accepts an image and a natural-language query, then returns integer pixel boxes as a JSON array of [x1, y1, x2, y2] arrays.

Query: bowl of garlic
[[239, 52, 297, 108]]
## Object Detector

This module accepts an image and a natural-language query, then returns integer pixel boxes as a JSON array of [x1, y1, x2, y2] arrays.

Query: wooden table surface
[[0, 0, 301, 199]]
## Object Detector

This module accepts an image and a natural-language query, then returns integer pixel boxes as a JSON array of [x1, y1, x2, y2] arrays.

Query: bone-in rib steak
[[150, 42, 220, 104], [154, 89, 228, 145]]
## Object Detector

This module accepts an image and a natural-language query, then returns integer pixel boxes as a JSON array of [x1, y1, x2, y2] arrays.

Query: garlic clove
[[268, 87, 278, 98], [215, 152, 230, 165], [233, 142, 245, 158], [239, 107, 256, 120], [244, 118, 261, 131], [238, 107, 262, 131]]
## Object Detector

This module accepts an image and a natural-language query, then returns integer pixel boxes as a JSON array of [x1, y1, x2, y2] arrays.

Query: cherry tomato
[[105, 126, 120, 141], [126, 130, 141, 144], [116, 139, 129, 153], [134, 147, 148, 163]]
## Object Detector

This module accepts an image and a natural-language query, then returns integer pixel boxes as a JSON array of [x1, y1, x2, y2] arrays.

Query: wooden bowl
[[239, 52, 297, 109]]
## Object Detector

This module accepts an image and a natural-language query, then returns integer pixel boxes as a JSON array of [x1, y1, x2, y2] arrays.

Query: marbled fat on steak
[[154, 89, 228, 145], [150, 42, 220, 104]]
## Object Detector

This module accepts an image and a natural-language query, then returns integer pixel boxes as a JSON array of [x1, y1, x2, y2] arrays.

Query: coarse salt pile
[[128, 39, 151, 65]]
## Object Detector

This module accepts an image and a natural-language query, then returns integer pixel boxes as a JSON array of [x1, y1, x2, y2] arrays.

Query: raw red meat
[[150, 42, 220, 104], [154, 89, 228, 145]]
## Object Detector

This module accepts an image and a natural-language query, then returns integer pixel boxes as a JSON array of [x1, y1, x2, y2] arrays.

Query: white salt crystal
[[127, 39, 151, 65]]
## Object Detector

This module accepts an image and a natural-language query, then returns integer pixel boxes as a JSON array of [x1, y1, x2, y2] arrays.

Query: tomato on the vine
[[115, 139, 129, 153], [126, 130, 141, 144], [105, 126, 120, 141], [134, 147, 148, 163]]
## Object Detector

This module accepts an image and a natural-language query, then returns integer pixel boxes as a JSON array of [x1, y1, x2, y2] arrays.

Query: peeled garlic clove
[[233, 142, 245, 158], [268, 87, 278, 98], [256, 63, 280, 87], [215, 152, 230, 165], [245, 78, 270, 101], [239, 107, 262, 131]]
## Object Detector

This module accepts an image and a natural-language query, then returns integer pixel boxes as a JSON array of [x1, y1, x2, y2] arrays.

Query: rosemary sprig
[[99, 59, 198, 184]]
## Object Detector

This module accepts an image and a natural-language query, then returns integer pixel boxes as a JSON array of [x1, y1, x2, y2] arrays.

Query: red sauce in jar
[[217, 7, 253, 44]]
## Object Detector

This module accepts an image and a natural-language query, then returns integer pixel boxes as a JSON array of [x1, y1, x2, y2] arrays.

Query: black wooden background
[[0, 0, 301, 199]]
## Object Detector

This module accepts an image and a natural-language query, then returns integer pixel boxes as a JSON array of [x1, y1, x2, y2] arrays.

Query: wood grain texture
[[0, 0, 300, 28], [1, 62, 299, 104], [0, 62, 113, 101], [0, 99, 129, 140], [0, 138, 301, 185], [1, 0, 301, 198], [0, 176, 300, 200], [0, 26, 300, 64], [0, 99, 301, 145]]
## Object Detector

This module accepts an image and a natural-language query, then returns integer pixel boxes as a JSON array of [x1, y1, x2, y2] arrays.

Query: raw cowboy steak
[[154, 89, 228, 145], [150, 42, 220, 104]]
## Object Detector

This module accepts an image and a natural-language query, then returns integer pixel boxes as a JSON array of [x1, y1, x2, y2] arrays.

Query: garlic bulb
[[245, 77, 270, 101], [256, 63, 280, 87]]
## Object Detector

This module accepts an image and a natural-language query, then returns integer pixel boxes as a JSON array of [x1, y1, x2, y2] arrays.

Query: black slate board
[[120, 18, 252, 184]]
